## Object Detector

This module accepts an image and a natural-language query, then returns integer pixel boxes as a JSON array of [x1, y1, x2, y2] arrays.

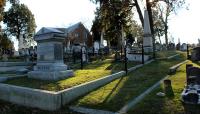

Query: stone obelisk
[[143, 10, 153, 52]]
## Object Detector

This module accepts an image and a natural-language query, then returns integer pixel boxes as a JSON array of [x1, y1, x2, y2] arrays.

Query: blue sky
[[11, 0, 200, 48]]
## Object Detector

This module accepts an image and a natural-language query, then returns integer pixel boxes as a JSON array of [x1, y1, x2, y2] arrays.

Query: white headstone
[[94, 41, 100, 53]]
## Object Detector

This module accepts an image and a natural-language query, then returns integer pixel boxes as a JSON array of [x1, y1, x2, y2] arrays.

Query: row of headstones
[[18, 47, 37, 62], [0, 46, 37, 62], [0, 48, 14, 56]]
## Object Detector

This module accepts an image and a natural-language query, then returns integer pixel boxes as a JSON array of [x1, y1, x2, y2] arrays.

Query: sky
[[168, 0, 200, 44], [6, 0, 200, 49]]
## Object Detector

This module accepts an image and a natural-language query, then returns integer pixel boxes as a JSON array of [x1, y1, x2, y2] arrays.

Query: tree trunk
[[133, 0, 144, 27], [164, 24, 168, 47]]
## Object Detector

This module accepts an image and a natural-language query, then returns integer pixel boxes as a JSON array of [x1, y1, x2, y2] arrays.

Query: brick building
[[56, 22, 93, 50]]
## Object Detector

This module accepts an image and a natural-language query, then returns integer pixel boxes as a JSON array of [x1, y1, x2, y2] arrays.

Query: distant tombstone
[[94, 41, 100, 53], [2, 54, 8, 62], [181, 43, 187, 51], [24, 48, 30, 62], [14, 51, 19, 56], [82, 47, 87, 62], [28, 27, 74, 81], [143, 10, 153, 52]]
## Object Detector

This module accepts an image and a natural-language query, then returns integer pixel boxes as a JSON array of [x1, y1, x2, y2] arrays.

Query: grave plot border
[[0, 60, 154, 111]]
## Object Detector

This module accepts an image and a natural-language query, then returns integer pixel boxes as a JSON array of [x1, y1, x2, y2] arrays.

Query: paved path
[[70, 106, 117, 114]]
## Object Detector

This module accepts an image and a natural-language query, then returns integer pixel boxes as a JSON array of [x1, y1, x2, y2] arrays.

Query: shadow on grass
[[73, 52, 187, 112], [102, 77, 124, 104], [70, 58, 140, 73]]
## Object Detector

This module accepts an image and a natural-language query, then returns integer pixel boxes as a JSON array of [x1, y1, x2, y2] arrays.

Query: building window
[[75, 33, 79, 37]]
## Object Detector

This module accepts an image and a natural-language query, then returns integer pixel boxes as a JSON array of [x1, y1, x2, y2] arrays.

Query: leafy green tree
[[3, 3, 36, 46], [0, 0, 5, 30], [0, 33, 14, 50], [91, 8, 102, 42], [91, 0, 136, 49]]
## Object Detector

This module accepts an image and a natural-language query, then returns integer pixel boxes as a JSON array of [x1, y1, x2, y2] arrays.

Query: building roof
[[35, 27, 64, 36], [66, 22, 82, 33], [35, 22, 90, 37]]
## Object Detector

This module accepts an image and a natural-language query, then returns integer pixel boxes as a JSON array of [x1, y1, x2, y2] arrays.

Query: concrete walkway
[[70, 106, 116, 114]]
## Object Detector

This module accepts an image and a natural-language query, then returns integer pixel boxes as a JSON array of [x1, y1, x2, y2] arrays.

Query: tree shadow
[[102, 77, 124, 103]]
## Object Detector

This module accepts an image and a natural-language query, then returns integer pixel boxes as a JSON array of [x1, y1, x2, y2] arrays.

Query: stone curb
[[0, 62, 34, 67], [168, 60, 188, 75], [156, 54, 180, 60], [0, 59, 155, 111], [70, 106, 116, 114], [0, 75, 27, 82]]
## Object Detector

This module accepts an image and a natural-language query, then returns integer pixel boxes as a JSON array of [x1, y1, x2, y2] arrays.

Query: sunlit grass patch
[[128, 61, 200, 114]]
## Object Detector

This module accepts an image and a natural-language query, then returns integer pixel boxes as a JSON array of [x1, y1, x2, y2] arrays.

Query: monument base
[[144, 46, 153, 53], [127, 53, 150, 62], [28, 70, 74, 81]]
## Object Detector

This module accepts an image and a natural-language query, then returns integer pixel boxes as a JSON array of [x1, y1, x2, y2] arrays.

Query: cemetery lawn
[[127, 61, 200, 114], [0, 100, 79, 114], [156, 50, 178, 58], [3, 59, 138, 91], [73, 52, 187, 112]]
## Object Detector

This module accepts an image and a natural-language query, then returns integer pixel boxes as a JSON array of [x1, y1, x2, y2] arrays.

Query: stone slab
[[28, 70, 74, 81], [0, 62, 34, 67], [127, 54, 149, 62], [0, 84, 61, 111], [0, 75, 26, 82], [0, 60, 154, 111], [59, 71, 126, 105], [0, 66, 28, 72]]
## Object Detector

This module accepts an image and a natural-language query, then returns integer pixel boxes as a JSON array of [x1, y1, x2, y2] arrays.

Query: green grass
[[0, 57, 24, 62], [4, 59, 138, 91], [128, 61, 200, 114], [73, 52, 187, 111], [156, 50, 178, 58], [4, 70, 111, 91], [0, 74, 18, 77], [0, 100, 78, 114]]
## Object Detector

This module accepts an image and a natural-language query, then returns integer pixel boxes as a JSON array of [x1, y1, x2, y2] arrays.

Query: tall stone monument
[[143, 10, 153, 52], [28, 27, 74, 81]]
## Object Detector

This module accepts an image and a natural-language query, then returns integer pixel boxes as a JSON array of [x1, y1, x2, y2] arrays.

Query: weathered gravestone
[[191, 47, 200, 61], [28, 27, 74, 81]]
